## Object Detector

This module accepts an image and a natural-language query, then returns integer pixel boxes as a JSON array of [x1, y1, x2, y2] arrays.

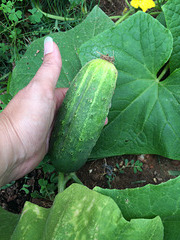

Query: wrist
[[0, 111, 26, 187]]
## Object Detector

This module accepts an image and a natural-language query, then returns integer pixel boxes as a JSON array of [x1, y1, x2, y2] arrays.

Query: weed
[[0, 0, 96, 109], [20, 184, 31, 194], [31, 175, 57, 200], [103, 159, 116, 188], [30, 156, 58, 200], [103, 158, 143, 188], [105, 174, 115, 189], [116, 158, 143, 174], [0, 180, 15, 190]]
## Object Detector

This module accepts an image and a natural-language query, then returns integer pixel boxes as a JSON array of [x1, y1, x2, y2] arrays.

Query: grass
[[0, 0, 97, 93]]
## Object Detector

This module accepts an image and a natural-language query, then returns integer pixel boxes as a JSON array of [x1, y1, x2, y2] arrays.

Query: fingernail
[[104, 117, 108, 125], [44, 36, 53, 55]]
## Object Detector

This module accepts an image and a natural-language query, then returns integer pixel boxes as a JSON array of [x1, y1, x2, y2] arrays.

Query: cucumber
[[49, 58, 118, 173]]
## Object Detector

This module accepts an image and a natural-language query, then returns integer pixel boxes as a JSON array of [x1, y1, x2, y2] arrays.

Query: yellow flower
[[130, 0, 155, 12]]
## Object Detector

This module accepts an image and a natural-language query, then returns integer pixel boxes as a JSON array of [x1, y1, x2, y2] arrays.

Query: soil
[[1, 154, 180, 214], [1, 0, 180, 215], [77, 155, 180, 189], [98, 0, 127, 16]]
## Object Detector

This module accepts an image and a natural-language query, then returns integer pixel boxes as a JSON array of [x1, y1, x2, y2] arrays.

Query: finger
[[32, 37, 62, 90], [104, 117, 108, 125], [54, 88, 68, 111]]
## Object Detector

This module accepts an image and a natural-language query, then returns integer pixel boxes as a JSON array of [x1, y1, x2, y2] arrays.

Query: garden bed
[[1, 154, 180, 214]]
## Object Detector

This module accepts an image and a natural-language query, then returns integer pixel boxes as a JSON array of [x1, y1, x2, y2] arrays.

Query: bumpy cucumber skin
[[49, 58, 118, 173]]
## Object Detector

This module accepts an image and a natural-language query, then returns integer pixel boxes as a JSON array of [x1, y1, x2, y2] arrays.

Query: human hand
[[0, 37, 67, 186]]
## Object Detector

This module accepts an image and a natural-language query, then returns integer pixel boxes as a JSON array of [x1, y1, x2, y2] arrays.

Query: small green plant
[[1, 0, 25, 64], [133, 159, 143, 173], [31, 175, 57, 201], [103, 161, 116, 189], [105, 174, 116, 189], [31, 156, 58, 200], [0, 0, 45, 91], [0, 180, 15, 190], [20, 184, 31, 194], [116, 159, 143, 174], [0, 157, 58, 200]]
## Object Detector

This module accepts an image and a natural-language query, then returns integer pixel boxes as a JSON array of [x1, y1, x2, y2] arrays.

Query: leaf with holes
[[10, 6, 114, 96], [79, 11, 180, 160]]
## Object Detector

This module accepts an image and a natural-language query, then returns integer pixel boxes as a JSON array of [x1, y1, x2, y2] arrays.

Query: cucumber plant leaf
[[44, 184, 163, 240], [94, 175, 180, 240], [6, 184, 164, 239], [79, 11, 180, 160], [0, 207, 20, 240], [10, 6, 114, 96], [11, 202, 50, 240], [162, 0, 180, 72]]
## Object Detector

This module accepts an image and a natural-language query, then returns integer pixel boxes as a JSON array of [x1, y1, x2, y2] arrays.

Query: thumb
[[33, 36, 62, 90]]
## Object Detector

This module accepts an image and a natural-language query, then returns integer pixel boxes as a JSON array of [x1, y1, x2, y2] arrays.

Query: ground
[[1, 0, 180, 214], [1, 154, 180, 214], [99, 0, 127, 16]]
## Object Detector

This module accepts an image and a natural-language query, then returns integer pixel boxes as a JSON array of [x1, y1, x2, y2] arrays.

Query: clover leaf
[[28, 8, 43, 24]]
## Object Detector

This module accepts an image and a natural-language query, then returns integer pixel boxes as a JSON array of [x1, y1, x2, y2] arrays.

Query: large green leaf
[[0, 207, 20, 240], [1, 184, 164, 239], [11, 202, 50, 240], [94, 176, 180, 240], [44, 183, 125, 239], [10, 6, 114, 96], [120, 217, 163, 240], [78, 11, 180, 160], [43, 184, 163, 240], [163, 0, 180, 72]]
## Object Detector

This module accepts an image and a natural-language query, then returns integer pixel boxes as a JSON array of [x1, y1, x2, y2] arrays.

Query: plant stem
[[114, 9, 134, 25], [57, 172, 83, 193], [149, 11, 161, 15], [58, 172, 66, 193], [70, 172, 84, 185], [35, 4, 76, 21], [157, 63, 169, 82], [125, 0, 131, 8]]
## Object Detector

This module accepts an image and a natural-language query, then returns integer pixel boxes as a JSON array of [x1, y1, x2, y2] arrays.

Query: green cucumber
[[49, 58, 118, 173]]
